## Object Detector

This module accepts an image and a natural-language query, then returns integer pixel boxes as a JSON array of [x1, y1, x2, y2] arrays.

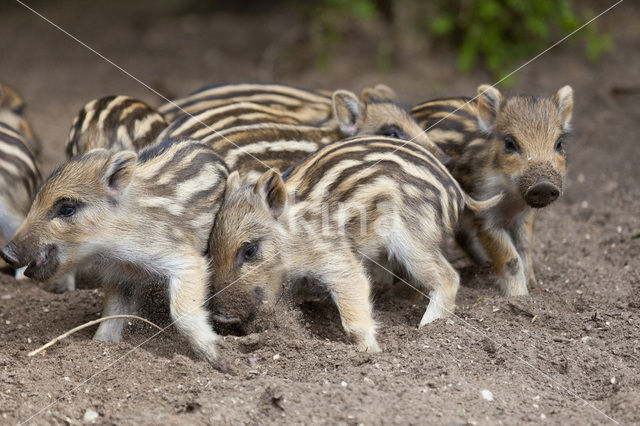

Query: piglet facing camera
[[413, 84, 573, 296]]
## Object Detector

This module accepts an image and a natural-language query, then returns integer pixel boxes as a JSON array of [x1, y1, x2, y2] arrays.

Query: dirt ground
[[1, 1, 639, 424]]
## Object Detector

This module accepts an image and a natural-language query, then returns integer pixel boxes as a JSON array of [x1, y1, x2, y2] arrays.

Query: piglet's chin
[[24, 245, 60, 282]]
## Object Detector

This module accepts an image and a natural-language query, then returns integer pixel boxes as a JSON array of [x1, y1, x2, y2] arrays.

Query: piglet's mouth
[[24, 245, 59, 282], [212, 286, 266, 327], [211, 311, 242, 325]]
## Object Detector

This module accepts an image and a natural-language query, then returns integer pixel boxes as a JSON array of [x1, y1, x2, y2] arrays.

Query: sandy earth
[[0, 1, 639, 424]]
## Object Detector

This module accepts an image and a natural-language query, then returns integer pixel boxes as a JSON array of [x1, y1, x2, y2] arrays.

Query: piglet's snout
[[0, 242, 20, 267], [525, 177, 560, 208], [211, 305, 242, 325], [518, 162, 564, 209]]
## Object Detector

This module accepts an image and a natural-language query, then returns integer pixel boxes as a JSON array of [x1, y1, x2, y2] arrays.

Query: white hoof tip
[[419, 314, 441, 328], [14, 267, 27, 281], [357, 338, 381, 353], [502, 288, 529, 297], [93, 332, 122, 344]]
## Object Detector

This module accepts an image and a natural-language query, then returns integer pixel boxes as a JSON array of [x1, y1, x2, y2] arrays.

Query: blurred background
[[0, 0, 635, 176]]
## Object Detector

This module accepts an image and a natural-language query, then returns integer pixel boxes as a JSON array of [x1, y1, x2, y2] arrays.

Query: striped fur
[[57, 96, 168, 292], [159, 82, 334, 124], [411, 96, 481, 166], [411, 85, 573, 296], [0, 81, 41, 156], [159, 89, 446, 182], [208, 136, 500, 352], [0, 123, 41, 240], [0, 139, 229, 365], [67, 95, 168, 157]]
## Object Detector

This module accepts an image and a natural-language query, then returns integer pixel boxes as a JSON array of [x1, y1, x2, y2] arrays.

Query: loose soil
[[0, 1, 639, 424]]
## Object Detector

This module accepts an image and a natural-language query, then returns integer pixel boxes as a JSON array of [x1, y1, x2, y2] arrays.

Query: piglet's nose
[[215, 306, 228, 317], [0, 242, 19, 267], [525, 178, 560, 208], [211, 305, 242, 325]]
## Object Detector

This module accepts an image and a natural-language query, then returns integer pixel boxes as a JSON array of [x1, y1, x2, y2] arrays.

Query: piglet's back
[[133, 138, 229, 252], [284, 136, 466, 231]]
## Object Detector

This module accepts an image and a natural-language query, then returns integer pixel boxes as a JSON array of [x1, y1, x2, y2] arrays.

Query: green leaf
[[478, 0, 500, 19], [351, 0, 376, 20], [585, 28, 613, 62], [431, 14, 455, 36], [457, 36, 478, 73]]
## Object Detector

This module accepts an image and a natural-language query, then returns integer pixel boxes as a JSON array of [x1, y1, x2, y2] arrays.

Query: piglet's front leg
[[168, 254, 224, 368], [510, 211, 537, 287], [94, 283, 138, 343], [476, 224, 528, 297], [324, 253, 380, 353]]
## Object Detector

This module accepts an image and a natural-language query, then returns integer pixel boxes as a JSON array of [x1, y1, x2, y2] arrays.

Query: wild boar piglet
[[0, 138, 228, 365], [208, 136, 500, 352], [162, 86, 446, 182], [412, 85, 573, 296], [53, 95, 168, 292]]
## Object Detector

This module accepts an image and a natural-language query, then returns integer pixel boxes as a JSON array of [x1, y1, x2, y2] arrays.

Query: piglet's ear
[[476, 85, 502, 134], [225, 170, 242, 193], [361, 84, 397, 103], [254, 169, 287, 219], [553, 85, 573, 132], [333, 89, 365, 136], [101, 150, 137, 197]]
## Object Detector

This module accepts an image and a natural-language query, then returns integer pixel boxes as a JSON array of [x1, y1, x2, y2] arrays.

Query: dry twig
[[28, 315, 163, 357]]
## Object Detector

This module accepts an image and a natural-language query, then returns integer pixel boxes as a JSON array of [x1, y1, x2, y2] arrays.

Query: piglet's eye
[[243, 243, 259, 261], [58, 204, 76, 218], [52, 198, 79, 219], [555, 136, 566, 153], [236, 241, 261, 267], [378, 125, 406, 140], [503, 135, 520, 154]]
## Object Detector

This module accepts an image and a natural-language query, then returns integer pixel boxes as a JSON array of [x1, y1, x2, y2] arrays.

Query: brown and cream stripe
[[160, 92, 446, 181], [158, 82, 333, 124], [0, 81, 41, 156], [0, 122, 41, 238], [66, 95, 168, 157]]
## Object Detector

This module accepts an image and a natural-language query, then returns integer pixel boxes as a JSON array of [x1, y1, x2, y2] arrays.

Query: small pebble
[[341, 381, 348, 387], [82, 408, 99, 423], [480, 389, 494, 401], [272, 354, 280, 360]]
